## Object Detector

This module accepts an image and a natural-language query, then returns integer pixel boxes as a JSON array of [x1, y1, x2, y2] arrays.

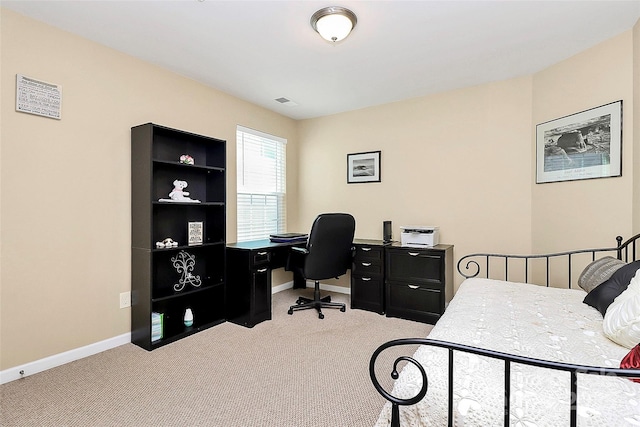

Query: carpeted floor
[[0, 288, 431, 427]]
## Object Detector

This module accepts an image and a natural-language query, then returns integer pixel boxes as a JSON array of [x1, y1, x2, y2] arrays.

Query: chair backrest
[[303, 213, 356, 281]]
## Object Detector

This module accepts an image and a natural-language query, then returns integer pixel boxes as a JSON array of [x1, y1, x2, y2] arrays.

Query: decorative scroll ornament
[[370, 338, 429, 427], [171, 250, 202, 291]]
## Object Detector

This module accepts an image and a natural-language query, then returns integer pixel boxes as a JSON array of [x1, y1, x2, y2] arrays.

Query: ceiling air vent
[[274, 97, 298, 106]]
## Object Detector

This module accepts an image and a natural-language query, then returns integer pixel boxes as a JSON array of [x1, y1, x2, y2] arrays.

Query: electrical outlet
[[119, 291, 131, 309]]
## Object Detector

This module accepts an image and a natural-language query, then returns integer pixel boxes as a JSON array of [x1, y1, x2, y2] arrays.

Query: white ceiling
[[3, 0, 640, 120]]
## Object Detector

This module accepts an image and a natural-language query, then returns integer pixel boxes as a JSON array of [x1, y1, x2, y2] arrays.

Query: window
[[236, 126, 286, 242]]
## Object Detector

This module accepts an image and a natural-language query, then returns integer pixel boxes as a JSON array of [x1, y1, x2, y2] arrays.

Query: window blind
[[236, 126, 286, 242]]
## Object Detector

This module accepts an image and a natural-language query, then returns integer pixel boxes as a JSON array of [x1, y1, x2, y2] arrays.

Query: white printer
[[400, 226, 439, 248]]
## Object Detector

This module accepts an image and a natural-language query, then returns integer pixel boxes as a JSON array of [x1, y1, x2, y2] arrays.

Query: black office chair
[[287, 213, 355, 319]]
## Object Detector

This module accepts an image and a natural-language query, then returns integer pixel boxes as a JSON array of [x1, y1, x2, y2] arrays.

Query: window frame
[[236, 125, 287, 242]]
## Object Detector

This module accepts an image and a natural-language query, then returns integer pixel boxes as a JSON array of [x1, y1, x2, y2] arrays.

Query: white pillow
[[603, 268, 640, 349]]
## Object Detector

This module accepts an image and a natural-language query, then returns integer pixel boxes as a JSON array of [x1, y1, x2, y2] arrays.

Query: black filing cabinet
[[350, 239, 385, 314], [385, 244, 453, 324], [226, 246, 272, 327]]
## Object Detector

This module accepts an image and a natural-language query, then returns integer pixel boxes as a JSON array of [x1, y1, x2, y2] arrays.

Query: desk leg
[[293, 270, 307, 289]]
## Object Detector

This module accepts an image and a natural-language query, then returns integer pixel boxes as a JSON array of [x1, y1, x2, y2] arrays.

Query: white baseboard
[[1, 282, 349, 385], [0, 333, 131, 385], [272, 280, 350, 295], [316, 282, 351, 295], [272, 280, 295, 294]]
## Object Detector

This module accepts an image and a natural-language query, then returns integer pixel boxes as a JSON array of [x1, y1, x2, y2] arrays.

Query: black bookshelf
[[131, 123, 226, 350]]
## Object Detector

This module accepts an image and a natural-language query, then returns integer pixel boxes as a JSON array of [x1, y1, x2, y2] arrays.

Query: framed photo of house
[[347, 151, 381, 183], [536, 100, 622, 184]]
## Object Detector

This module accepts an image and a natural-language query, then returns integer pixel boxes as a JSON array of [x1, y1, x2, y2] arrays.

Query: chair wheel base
[[288, 284, 346, 319]]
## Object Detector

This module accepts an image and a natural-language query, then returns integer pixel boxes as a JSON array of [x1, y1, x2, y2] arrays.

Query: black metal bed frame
[[369, 233, 640, 427]]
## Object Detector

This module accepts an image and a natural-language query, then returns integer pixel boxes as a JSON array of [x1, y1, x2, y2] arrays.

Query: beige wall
[[0, 9, 297, 370], [297, 29, 637, 289], [0, 6, 3, 375], [296, 77, 535, 290], [1, 8, 638, 372], [531, 32, 635, 252], [634, 20, 640, 232]]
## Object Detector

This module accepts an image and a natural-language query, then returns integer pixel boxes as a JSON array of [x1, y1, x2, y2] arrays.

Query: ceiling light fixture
[[310, 6, 357, 43]]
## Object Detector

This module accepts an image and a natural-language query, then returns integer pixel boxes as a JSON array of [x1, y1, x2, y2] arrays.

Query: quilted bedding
[[374, 278, 640, 427]]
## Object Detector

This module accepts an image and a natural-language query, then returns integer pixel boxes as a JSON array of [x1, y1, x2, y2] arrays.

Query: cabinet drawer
[[351, 276, 384, 314], [354, 245, 384, 261], [251, 250, 271, 267], [352, 259, 383, 276], [386, 248, 444, 284], [386, 281, 443, 323]]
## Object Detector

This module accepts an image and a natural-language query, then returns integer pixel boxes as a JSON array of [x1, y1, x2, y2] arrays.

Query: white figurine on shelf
[[156, 238, 179, 249], [169, 180, 190, 200], [179, 154, 194, 165], [159, 180, 200, 203]]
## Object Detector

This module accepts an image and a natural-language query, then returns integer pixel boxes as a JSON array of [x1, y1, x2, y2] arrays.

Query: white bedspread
[[374, 278, 640, 427]]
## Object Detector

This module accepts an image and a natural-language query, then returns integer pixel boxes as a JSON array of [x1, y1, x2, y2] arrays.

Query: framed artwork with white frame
[[347, 151, 381, 184], [536, 100, 622, 184]]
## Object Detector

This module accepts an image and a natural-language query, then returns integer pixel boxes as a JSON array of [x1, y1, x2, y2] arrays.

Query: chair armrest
[[291, 246, 309, 255]]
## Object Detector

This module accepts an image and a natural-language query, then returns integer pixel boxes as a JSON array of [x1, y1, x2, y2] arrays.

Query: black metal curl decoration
[[456, 256, 481, 279], [369, 339, 429, 427]]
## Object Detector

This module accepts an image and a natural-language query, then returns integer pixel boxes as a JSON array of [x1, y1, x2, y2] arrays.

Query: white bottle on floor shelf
[[184, 308, 193, 327]]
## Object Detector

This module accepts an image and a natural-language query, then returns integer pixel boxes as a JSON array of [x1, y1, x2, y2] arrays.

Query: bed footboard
[[370, 338, 640, 427]]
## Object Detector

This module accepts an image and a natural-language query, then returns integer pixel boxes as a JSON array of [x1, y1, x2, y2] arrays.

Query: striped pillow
[[578, 256, 625, 293]]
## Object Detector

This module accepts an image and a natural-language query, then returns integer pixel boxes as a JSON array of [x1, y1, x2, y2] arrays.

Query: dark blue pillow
[[583, 260, 640, 316]]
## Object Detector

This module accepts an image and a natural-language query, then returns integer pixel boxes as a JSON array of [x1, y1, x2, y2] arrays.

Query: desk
[[227, 239, 454, 327], [226, 239, 306, 327]]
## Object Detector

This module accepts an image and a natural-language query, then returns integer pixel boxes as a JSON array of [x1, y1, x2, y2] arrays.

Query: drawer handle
[[408, 252, 420, 256], [256, 268, 268, 273], [361, 262, 372, 267], [361, 247, 372, 251], [408, 284, 420, 289], [361, 277, 372, 281], [257, 251, 268, 256]]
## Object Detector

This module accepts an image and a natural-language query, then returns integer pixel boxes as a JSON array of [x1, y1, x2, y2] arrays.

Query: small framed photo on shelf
[[187, 221, 204, 245], [536, 100, 622, 184], [347, 151, 381, 184]]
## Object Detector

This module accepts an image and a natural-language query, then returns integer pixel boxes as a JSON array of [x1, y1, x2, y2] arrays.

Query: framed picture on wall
[[347, 151, 381, 183], [536, 100, 622, 184]]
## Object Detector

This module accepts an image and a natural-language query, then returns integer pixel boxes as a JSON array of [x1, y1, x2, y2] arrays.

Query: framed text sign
[[16, 74, 62, 120], [536, 101, 622, 184], [188, 221, 204, 245]]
